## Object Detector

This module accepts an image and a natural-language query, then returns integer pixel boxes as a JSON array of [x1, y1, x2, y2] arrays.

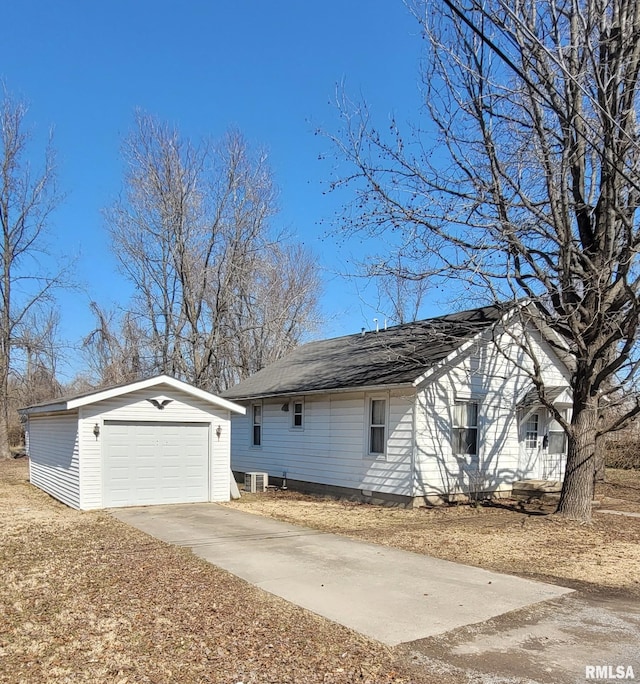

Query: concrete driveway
[[111, 503, 571, 647]]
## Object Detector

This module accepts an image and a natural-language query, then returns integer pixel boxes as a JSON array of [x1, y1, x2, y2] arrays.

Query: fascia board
[[66, 375, 246, 415], [19, 404, 72, 416], [412, 302, 571, 389], [226, 382, 415, 403], [412, 332, 486, 388]]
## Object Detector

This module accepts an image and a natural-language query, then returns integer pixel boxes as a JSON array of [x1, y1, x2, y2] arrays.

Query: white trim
[[364, 392, 389, 460], [412, 304, 537, 389], [250, 401, 263, 448], [413, 330, 490, 388], [19, 406, 76, 417], [22, 375, 246, 416], [290, 397, 304, 431], [226, 381, 412, 402], [452, 399, 480, 458], [551, 388, 572, 406]]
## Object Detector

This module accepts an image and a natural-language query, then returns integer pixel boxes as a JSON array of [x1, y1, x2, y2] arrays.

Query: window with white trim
[[251, 404, 262, 446], [292, 400, 304, 429], [548, 411, 567, 455], [453, 401, 479, 455], [525, 413, 539, 449], [369, 398, 386, 455]]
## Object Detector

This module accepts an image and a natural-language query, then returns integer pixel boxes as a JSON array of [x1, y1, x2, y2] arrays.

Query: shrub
[[604, 437, 640, 470]]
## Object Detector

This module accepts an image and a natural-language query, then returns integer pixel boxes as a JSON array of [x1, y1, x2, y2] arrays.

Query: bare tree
[[6, 308, 64, 446], [105, 113, 320, 391], [226, 243, 321, 387], [82, 302, 147, 387], [327, 0, 640, 521], [0, 90, 63, 457], [370, 254, 429, 325], [15, 308, 63, 400]]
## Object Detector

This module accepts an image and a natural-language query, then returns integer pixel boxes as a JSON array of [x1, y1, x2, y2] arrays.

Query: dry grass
[[598, 468, 640, 511], [0, 459, 436, 684], [224, 470, 640, 596], [4, 458, 638, 684]]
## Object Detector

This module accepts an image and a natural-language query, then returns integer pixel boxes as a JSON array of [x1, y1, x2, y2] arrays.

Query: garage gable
[[23, 374, 245, 417]]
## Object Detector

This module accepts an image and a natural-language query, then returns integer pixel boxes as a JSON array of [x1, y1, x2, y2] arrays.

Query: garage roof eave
[[22, 375, 246, 416], [66, 375, 246, 415], [19, 403, 74, 417]]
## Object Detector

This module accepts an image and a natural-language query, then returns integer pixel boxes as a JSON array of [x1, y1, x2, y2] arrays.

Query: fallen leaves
[[223, 471, 640, 595], [0, 460, 435, 684]]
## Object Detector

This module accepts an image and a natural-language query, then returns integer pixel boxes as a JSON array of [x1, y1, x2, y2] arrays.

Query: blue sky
[[2, 0, 446, 379]]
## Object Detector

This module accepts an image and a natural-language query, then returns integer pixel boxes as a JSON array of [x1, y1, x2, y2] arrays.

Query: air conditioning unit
[[244, 472, 268, 493]]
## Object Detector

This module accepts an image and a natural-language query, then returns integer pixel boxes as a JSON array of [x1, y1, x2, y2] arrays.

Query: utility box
[[244, 472, 268, 493]]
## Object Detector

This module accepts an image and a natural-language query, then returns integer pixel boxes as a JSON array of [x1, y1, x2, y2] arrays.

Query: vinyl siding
[[28, 413, 81, 509], [414, 325, 570, 498], [78, 384, 230, 509], [231, 324, 570, 501], [231, 390, 414, 496]]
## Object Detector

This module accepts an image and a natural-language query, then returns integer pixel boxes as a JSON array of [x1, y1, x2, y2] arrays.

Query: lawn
[[224, 470, 640, 596], [0, 459, 433, 684], [3, 460, 638, 684]]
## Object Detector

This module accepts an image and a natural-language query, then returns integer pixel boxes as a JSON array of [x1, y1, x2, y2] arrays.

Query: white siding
[[231, 323, 570, 501], [210, 409, 231, 502], [414, 326, 570, 498], [28, 413, 81, 509], [231, 390, 414, 497], [78, 384, 231, 510]]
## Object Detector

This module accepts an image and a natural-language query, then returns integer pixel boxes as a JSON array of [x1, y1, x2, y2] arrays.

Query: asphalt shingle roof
[[222, 303, 507, 400]]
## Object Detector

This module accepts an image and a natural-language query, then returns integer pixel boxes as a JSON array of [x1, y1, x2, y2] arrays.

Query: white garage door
[[103, 421, 210, 507]]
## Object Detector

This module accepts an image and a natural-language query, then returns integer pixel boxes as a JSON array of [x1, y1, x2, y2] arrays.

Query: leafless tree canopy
[[0, 91, 64, 456], [82, 302, 145, 388], [327, 0, 640, 520], [98, 113, 321, 392]]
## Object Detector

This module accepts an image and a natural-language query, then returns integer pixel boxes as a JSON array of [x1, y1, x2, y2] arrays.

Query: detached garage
[[20, 375, 245, 510]]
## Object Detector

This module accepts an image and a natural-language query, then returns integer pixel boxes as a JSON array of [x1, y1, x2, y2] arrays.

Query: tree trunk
[[556, 402, 597, 521], [593, 433, 606, 484], [0, 356, 10, 459], [0, 417, 9, 458]]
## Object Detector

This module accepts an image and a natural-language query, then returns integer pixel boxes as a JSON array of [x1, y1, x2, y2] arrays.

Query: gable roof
[[20, 374, 246, 416], [518, 385, 572, 408], [222, 304, 507, 401]]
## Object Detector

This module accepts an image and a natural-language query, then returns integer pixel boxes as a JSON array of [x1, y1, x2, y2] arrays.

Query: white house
[[20, 375, 245, 510], [223, 304, 572, 505]]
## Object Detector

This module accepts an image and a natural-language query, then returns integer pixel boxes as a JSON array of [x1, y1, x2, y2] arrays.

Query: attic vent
[[244, 472, 268, 493]]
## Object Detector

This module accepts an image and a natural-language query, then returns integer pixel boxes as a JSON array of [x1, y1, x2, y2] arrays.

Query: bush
[[604, 437, 640, 470]]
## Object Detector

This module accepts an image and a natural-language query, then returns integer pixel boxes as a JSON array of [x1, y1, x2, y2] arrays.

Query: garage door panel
[[103, 421, 209, 507]]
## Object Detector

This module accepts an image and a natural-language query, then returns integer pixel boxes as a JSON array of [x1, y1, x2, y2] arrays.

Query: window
[[292, 400, 303, 428], [548, 413, 567, 454], [453, 401, 478, 455], [525, 413, 539, 449], [252, 404, 262, 446], [369, 398, 386, 454]]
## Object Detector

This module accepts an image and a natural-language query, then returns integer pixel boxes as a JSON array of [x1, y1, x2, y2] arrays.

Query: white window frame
[[452, 400, 479, 456], [251, 402, 262, 447], [290, 398, 304, 430], [547, 409, 568, 455], [525, 413, 539, 450], [365, 394, 388, 458]]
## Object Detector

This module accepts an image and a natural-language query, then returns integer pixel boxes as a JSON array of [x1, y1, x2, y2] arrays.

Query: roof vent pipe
[[373, 318, 379, 333]]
